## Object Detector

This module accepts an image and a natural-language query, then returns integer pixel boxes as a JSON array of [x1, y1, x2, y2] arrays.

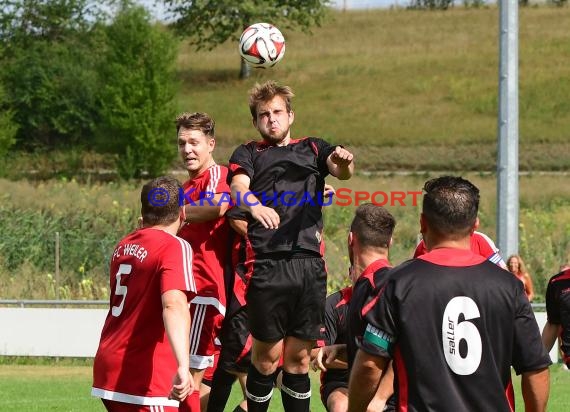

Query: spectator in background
[[507, 254, 534, 302]]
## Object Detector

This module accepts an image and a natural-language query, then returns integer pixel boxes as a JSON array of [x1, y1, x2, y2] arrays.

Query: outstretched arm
[[327, 146, 354, 180], [230, 173, 280, 229]]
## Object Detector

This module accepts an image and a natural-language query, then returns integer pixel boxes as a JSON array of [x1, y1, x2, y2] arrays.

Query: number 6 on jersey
[[442, 296, 482, 375]]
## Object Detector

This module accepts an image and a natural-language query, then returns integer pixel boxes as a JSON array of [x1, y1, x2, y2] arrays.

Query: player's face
[[253, 96, 294, 145], [178, 127, 215, 177]]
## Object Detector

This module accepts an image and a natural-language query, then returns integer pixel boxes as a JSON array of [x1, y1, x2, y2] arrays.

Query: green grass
[[0, 363, 569, 411]]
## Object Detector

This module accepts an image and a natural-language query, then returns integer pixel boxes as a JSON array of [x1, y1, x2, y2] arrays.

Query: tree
[[0, 0, 108, 149], [95, 4, 179, 179], [163, 0, 331, 78], [0, 82, 18, 160]]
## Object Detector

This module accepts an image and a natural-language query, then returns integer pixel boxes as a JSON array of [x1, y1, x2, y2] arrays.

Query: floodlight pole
[[496, 0, 519, 259]]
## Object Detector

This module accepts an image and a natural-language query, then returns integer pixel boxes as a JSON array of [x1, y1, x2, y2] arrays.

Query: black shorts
[[218, 306, 251, 374], [246, 255, 327, 342], [320, 380, 348, 409]]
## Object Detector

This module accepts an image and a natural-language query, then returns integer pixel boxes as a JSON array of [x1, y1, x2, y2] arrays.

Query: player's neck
[[427, 236, 471, 251], [144, 221, 181, 237], [353, 249, 389, 276]]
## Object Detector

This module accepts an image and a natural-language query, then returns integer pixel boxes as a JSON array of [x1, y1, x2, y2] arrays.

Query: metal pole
[[55, 232, 60, 300], [496, 0, 519, 259]]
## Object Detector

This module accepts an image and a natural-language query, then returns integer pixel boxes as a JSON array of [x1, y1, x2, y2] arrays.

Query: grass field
[[0, 363, 569, 411]]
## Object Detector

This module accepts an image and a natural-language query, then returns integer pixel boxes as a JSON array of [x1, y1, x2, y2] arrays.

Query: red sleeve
[[160, 237, 196, 295], [207, 165, 230, 194]]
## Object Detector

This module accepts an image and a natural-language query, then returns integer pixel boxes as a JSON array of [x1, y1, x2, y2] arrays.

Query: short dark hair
[[422, 176, 479, 239], [248, 80, 294, 118], [175, 112, 215, 137], [350, 203, 396, 249], [140, 176, 182, 226]]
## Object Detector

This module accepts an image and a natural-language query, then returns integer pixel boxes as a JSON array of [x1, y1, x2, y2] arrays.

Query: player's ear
[[388, 237, 393, 248], [288, 110, 294, 125], [473, 217, 480, 232], [419, 213, 427, 235], [348, 231, 354, 248], [180, 205, 186, 224], [208, 137, 215, 153]]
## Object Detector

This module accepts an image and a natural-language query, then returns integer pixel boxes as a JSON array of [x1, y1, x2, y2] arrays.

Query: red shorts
[[189, 296, 225, 370], [102, 399, 178, 412]]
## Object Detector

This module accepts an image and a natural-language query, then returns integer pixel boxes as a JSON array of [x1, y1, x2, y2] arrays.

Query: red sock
[[179, 389, 201, 412]]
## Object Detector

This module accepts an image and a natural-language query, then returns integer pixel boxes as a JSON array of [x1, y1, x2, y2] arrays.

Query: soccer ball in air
[[238, 23, 286, 69]]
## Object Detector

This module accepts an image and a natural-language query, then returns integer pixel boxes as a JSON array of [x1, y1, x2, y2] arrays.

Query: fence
[[0, 300, 557, 362]]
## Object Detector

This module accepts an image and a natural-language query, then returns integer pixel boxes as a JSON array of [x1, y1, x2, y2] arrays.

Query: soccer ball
[[238, 23, 286, 69]]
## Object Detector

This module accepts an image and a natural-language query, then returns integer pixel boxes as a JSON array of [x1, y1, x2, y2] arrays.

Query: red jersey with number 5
[[92, 227, 195, 407]]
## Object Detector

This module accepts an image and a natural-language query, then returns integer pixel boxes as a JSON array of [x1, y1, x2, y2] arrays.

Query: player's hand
[[316, 345, 340, 372], [169, 366, 194, 402], [330, 146, 354, 167], [311, 347, 323, 372], [323, 184, 336, 199], [250, 205, 280, 229]]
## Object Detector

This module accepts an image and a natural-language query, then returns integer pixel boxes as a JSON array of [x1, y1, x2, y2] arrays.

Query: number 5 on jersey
[[112, 264, 132, 317], [442, 296, 482, 375]]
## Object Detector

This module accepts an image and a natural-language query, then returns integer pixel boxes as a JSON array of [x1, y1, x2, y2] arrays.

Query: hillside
[[175, 6, 570, 171]]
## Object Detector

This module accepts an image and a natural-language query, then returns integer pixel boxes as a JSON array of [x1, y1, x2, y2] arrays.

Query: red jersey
[[178, 164, 232, 312], [92, 228, 195, 407], [414, 231, 506, 269]]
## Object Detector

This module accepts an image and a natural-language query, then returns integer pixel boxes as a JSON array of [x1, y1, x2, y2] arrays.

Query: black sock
[[246, 365, 275, 412], [206, 368, 237, 412], [232, 406, 247, 412], [280, 371, 311, 412]]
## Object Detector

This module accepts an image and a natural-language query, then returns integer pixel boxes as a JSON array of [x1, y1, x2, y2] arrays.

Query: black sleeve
[[512, 282, 552, 374], [228, 144, 254, 182], [358, 280, 397, 359], [311, 137, 337, 177]]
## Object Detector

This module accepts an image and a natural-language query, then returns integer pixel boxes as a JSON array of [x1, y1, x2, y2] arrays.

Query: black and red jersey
[[545, 268, 570, 363], [360, 248, 551, 412], [319, 287, 352, 386], [347, 259, 392, 367], [228, 137, 336, 256]]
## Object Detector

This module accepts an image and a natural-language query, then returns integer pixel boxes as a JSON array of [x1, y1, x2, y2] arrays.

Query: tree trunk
[[239, 57, 251, 79]]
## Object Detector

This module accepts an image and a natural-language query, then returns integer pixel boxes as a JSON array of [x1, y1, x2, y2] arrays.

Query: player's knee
[[327, 389, 349, 412], [252, 356, 279, 375], [283, 352, 311, 373]]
